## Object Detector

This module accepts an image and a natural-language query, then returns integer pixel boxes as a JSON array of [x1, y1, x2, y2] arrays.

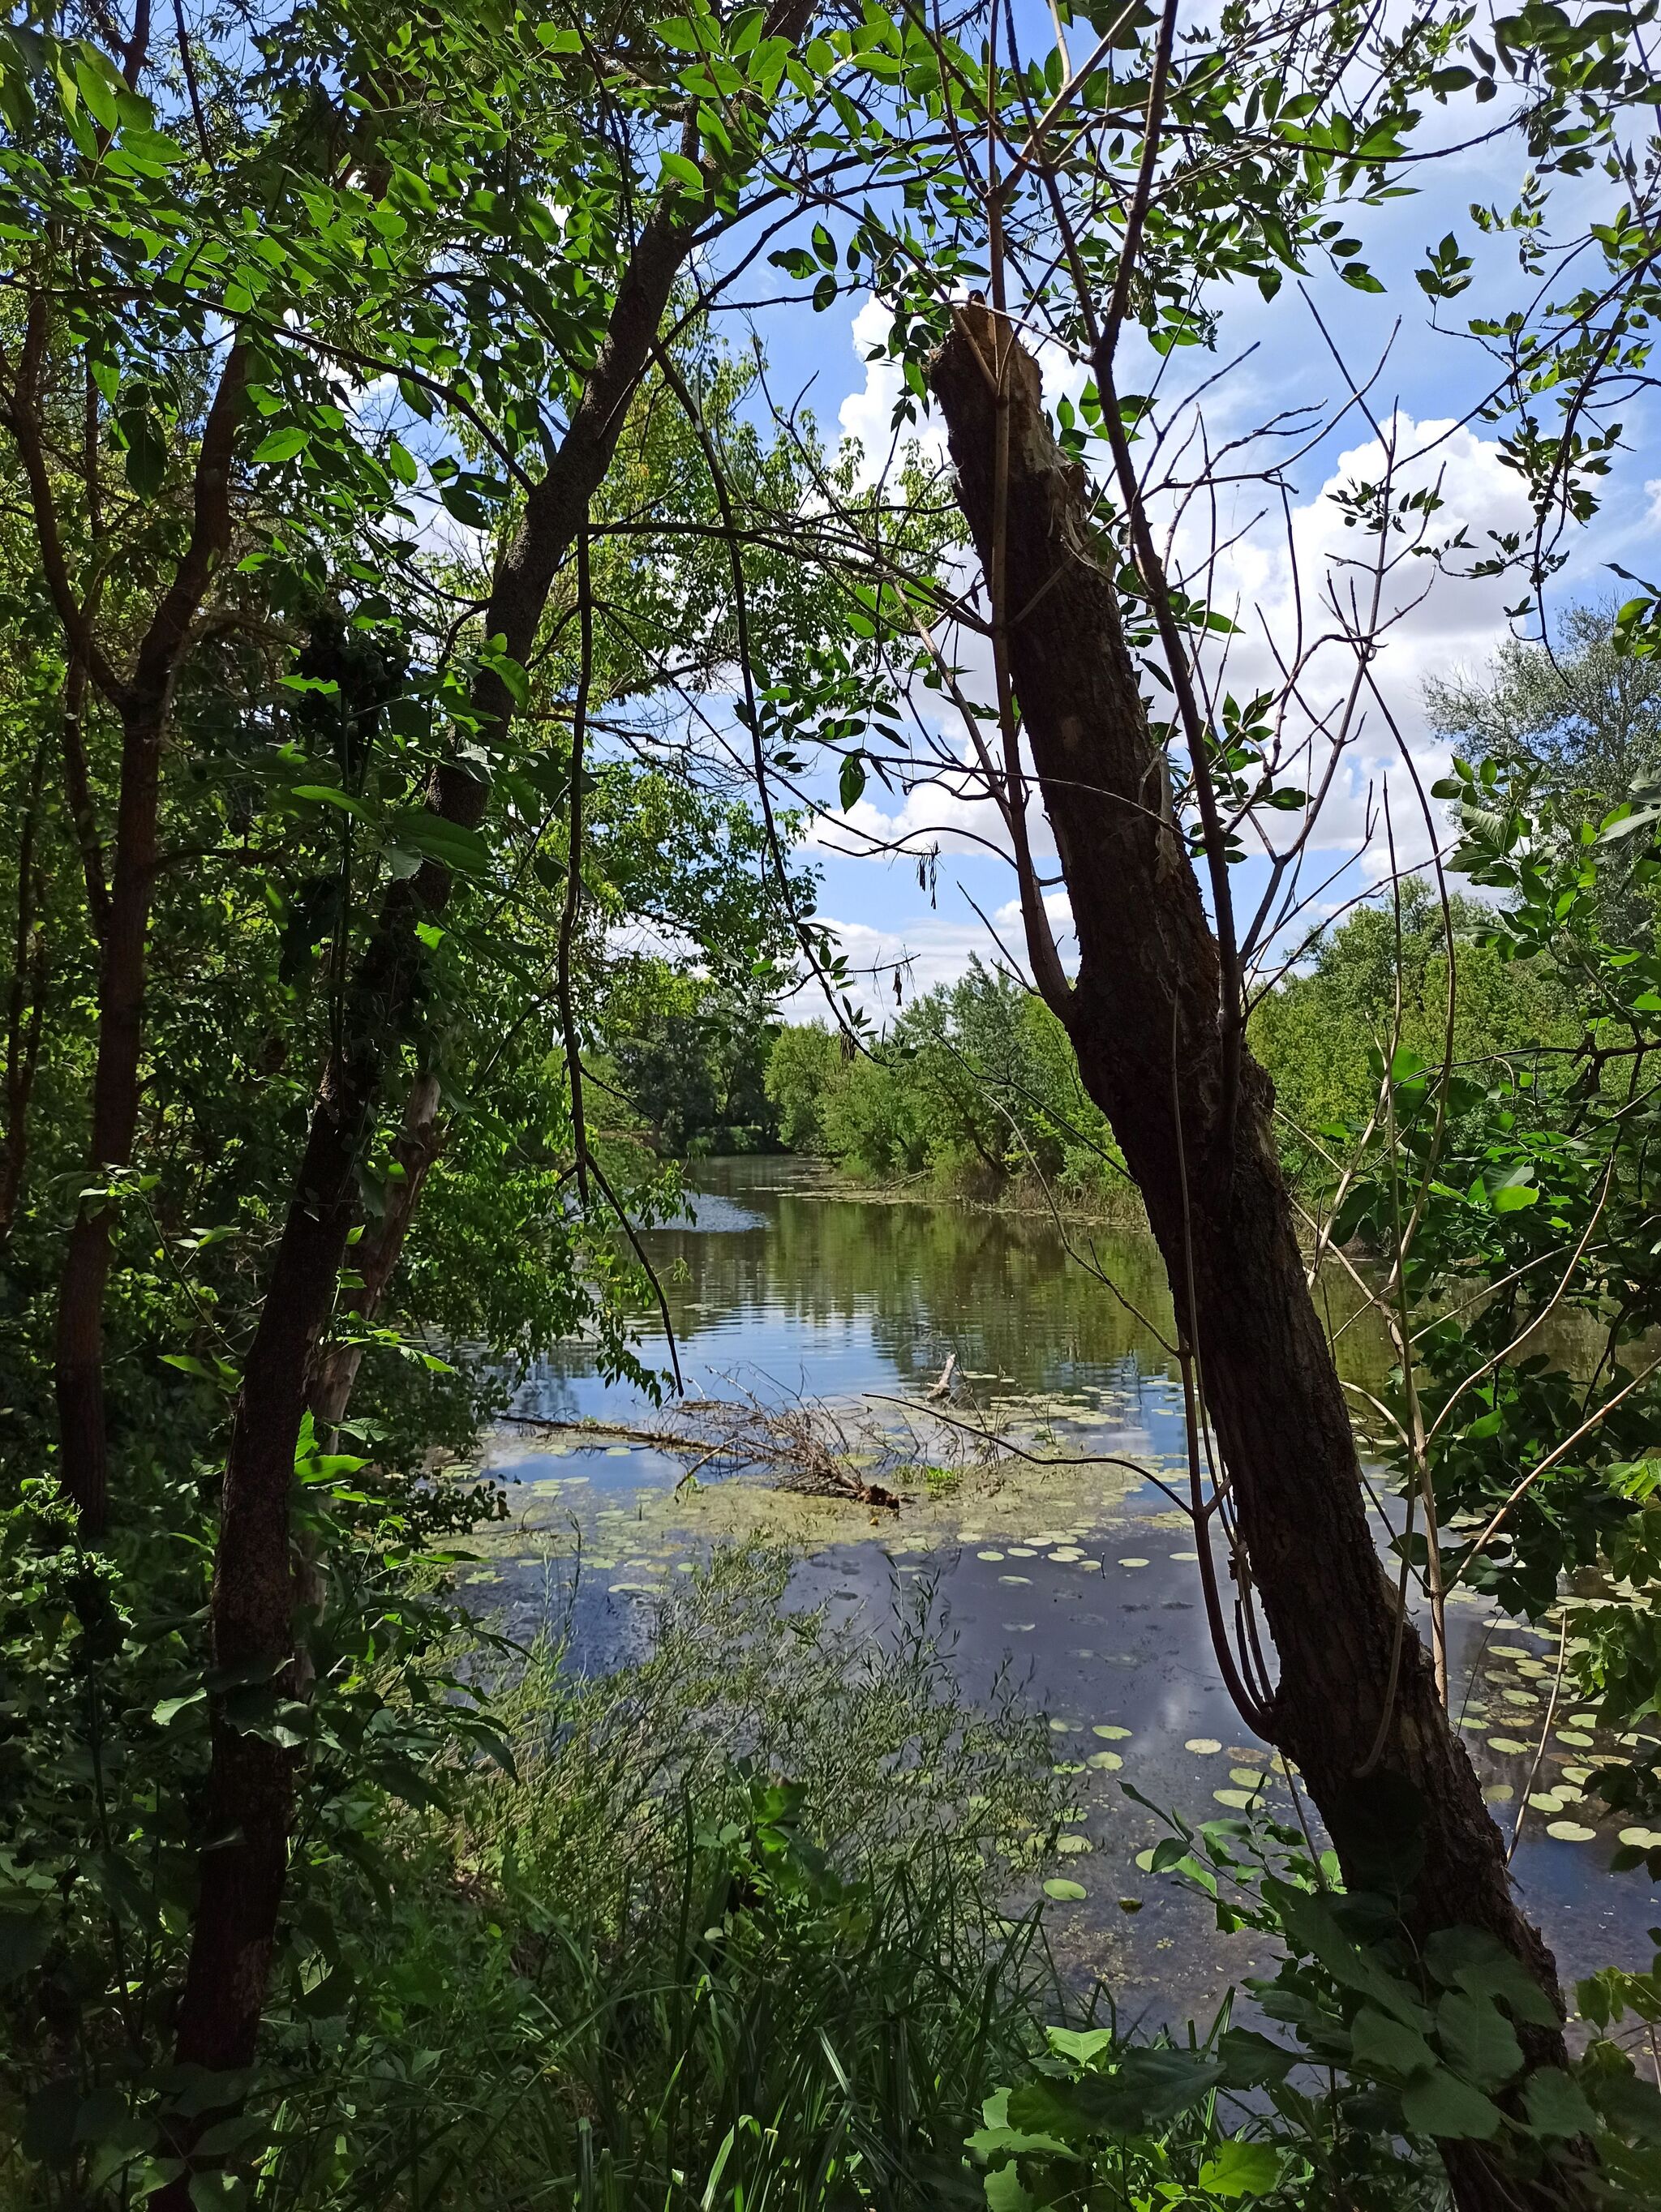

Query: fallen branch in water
[[495, 1402, 902, 1510]]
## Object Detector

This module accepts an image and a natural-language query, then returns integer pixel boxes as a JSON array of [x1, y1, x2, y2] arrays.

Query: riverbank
[[772, 1150, 1152, 1227]]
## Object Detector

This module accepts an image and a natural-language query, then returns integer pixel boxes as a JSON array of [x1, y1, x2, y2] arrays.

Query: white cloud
[[1174, 409, 1539, 875], [837, 297, 942, 478], [820, 345, 1544, 997], [837, 292, 1089, 485]]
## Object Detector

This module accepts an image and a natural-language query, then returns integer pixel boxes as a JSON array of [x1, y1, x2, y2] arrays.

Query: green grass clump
[[252, 1545, 1065, 2212]]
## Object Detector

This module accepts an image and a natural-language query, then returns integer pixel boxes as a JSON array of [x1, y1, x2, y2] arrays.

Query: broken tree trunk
[[930, 302, 1577, 2212]]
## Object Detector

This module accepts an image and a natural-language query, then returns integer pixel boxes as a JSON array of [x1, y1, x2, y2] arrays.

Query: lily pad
[[1556, 1730, 1595, 1749], [976, 1550, 1005, 1562], [1043, 1878, 1087, 1902], [1087, 1751, 1123, 1771], [1487, 1737, 1530, 1755], [1092, 1724, 1131, 1740], [1213, 1788, 1257, 1810], [1185, 1738, 1222, 1755], [1483, 1784, 1514, 1803], [1544, 1820, 1598, 1842], [1118, 1557, 1150, 1568]]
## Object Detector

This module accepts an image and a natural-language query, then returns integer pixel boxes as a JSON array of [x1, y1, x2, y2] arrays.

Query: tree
[[1251, 883, 1579, 1153], [749, 0, 1661, 2199]]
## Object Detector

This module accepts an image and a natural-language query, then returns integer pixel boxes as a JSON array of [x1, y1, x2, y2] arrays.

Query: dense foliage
[[766, 965, 1128, 1207]]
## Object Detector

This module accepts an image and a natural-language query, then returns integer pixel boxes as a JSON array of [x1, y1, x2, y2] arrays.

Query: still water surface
[[470, 1157, 1658, 2023]]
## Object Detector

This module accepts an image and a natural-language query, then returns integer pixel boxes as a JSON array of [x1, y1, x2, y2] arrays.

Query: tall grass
[[251, 1546, 1065, 2212]]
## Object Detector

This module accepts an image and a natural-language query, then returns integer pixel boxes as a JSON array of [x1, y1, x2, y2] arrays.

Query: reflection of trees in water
[[507, 1358, 589, 1419], [646, 1177, 1417, 1399]]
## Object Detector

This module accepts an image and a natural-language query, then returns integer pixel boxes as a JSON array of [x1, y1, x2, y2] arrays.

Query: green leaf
[[121, 410, 167, 500], [1008, 2048, 1224, 2139], [1424, 1928, 1560, 2028], [1265, 1879, 1426, 2029], [291, 785, 370, 817], [982, 2163, 1032, 2212], [1197, 2140, 1283, 2198], [152, 1690, 208, 1725], [1400, 2067, 1504, 2140], [1492, 1182, 1539, 1213], [659, 150, 704, 191], [1045, 2026, 1114, 2065], [1215, 2028, 1297, 2089], [1436, 1989, 1524, 2091], [73, 48, 123, 131], [839, 751, 867, 810], [1524, 2068, 1598, 2138], [1590, 2064, 1661, 2146], [388, 812, 491, 877], [1351, 2004, 1437, 2079], [252, 426, 308, 465]]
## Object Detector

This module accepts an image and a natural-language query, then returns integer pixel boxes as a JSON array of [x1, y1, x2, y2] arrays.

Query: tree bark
[[930, 303, 1578, 2212], [310, 1069, 445, 1442]]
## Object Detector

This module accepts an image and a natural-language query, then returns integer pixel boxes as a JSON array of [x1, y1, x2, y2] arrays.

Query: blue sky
[[727, 73, 1661, 1022]]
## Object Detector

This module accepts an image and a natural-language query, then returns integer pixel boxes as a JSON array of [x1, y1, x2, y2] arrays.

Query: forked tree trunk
[[310, 1069, 444, 1443], [931, 303, 1579, 2212], [292, 1074, 444, 1689], [161, 12, 811, 2116]]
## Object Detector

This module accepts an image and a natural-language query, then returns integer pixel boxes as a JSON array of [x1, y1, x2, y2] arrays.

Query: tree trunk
[[1, 729, 49, 1243], [292, 1074, 444, 1690], [930, 303, 1577, 2212], [170, 1047, 375, 2082], [309, 1070, 444, 1434], [52, 687, 167, 1536], [161, 117, 784, 2124], [46, 341, 247, 1533]]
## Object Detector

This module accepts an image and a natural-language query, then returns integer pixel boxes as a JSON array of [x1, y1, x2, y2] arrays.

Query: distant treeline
[[764, 962, 1129, 1208], [758, 890, 1577, 1206]]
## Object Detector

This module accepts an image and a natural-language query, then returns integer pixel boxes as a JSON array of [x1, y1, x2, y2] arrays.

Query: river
[[463, 1155, 1658, 2026]]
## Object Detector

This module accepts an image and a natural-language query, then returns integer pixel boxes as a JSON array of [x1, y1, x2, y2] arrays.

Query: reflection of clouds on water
[[470, 1159, 1661, 2021]]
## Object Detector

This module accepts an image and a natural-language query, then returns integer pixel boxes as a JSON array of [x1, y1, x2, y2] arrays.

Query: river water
[[465, 1155, 1658, 2025]]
